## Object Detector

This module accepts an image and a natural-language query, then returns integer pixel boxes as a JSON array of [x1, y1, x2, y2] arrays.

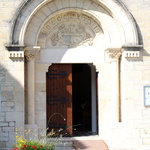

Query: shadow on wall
[[0, 57, 24, 148]]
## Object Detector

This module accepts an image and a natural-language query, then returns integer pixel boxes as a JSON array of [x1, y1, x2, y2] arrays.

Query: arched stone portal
[[11, 0, 139, 46], [7, 0, 142, 138]]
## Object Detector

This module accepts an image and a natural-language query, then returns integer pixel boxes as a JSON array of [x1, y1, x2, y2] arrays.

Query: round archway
[[11, 0, 139, 47], [8, 0, 141, 137]]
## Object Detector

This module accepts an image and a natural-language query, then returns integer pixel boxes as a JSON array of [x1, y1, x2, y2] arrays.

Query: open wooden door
[[46, 64, 72, 136]]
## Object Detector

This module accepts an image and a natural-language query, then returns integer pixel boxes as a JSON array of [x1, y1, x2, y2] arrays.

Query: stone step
[[55, 141, 73, 147], [55, 146, 76, 150], [55, 140, 76, 150]]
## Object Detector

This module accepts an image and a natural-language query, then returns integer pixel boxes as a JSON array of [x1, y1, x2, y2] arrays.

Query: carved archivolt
[[39, 12, 103, 48]]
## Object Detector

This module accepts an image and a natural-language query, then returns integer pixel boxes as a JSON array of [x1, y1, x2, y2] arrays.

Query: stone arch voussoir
[[10, 0, 139, 48]]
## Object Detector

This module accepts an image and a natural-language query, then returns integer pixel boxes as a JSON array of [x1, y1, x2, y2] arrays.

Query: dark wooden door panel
[[46, 64, 72, 136]]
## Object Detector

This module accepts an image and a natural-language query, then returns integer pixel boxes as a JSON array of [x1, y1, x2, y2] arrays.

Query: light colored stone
[[82, 0, 92, 9], [69, 0, 77, 7], [2, 102, 14, 107], [48, 1, 58, 13], [140, 128, 150, 139], [35, 83, 46, 92], [0, 141, 6, 148], [0, 0, 150, 149], [0, 132, 9, 141], [2, 92, 14, 102], [2, 127, 14, 132], [143, 139, 150, 145], [54, 0, 64, 9], [6, 112, 24, 122], [76, 0, 84, 8], [1, 105, 15, 112], [0, 123, 8, 127], [62, 0, 69, 8], [9, 122, 15, 127], [6, 131, 15, 148], [0, 117, 5, 122]]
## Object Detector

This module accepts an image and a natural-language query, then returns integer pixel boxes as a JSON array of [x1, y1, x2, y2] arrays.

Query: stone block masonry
[[0, 82, 16, 148], [1, 0, 150, 150], [0, 119, 15, 148]]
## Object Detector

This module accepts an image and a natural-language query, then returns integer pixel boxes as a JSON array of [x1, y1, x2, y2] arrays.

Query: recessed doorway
[[46, 64, 98, 136], [72, 64, 92, 135]]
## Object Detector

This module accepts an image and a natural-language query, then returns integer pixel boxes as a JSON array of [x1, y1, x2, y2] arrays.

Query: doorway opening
[[72, 64, 96, 136], [46, 63, 98, 136]]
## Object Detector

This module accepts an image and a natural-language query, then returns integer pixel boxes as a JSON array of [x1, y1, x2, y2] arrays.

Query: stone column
[[105, 49, 122, 122], [24, 47, 40, 126]]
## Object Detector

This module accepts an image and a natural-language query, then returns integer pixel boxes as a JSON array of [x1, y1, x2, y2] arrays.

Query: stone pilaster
[[105, 48, 122, 122], [24, 47, 40, 125]]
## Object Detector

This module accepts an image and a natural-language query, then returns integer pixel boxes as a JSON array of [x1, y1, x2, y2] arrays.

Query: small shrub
[[13, 130, 55, 150]]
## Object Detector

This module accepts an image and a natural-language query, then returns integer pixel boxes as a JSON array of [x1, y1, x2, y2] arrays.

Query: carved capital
[[105, 48, 122, 61], [25, 46, 40, 62]]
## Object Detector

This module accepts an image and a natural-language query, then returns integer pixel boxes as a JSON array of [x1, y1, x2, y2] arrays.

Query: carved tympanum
[[50, 23, 93, 47], [39, 12, 102, 47]]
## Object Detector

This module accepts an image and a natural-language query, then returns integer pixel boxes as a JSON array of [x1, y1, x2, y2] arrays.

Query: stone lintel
[[6, 45, 25, 51]]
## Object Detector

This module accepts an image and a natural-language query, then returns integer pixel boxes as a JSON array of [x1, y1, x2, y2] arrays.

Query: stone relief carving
[[25, 50, 39, 62], [50, 23, 93, 47], [39, 12, 103, 48], [105, 49, 122, 60]]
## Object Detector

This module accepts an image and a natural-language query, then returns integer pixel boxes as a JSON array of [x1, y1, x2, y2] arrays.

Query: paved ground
[[55, 140, 109, 150], [55, 136, 109, 150], [55, 140, 76, 150], [73, 140, 109, 150], [1, 136, 109, 150]]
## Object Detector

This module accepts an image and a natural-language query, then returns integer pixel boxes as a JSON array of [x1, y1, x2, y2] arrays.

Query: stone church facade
[[0, 0, 150, 149]]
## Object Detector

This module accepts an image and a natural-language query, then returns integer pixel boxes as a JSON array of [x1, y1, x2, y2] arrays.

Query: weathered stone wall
[[122, 0, 150, 149], [0, 0, 150, 150], [0, 0, 24, 148], [101, 1, 150, 149]]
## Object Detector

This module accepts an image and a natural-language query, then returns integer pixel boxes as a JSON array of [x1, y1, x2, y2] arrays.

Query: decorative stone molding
[[9, 51, 24, 60], [39, 12, 102, 48], [122, 45, 143, 58], [124, 51, 140, 58], [122, 45, 143, 51], [105, 48, 122, 61], [11, 0, 139, 47], [6, 45, 25, 60], [24, 46, 40, 61], [6, 45, 25, 51]]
